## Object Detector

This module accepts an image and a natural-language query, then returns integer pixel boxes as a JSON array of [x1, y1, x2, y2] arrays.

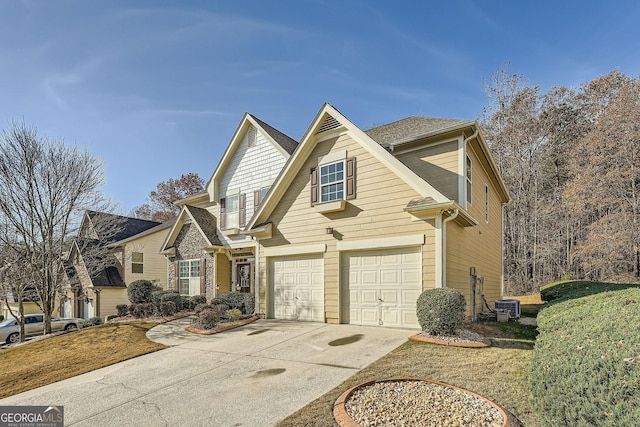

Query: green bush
[[191, 295, 207, 305], [127, 280, 160, 304], [129, 303, 155, 318], [194, 303, 210, 314], [530, 287, 640, 426], [159, 301, 177, 317], [416, 288, 466, 335], [116, 304, 129, 317], [216, 291, 254, 314], [84, 317, 103, 327], [211, 303, 230, 315], [151, 290, 182, 312], [226, 308, 242, 321], [197, 308, 220, 329], [0, 315, 4, 322]]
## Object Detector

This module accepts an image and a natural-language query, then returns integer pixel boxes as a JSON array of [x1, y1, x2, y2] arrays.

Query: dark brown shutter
[[239, 193, 246, 227], [254, 190, 261, 211], [219, 198, 226, 229], [174, 262, 179, 292], [346, 157, 356, 200], [200, 258, 206, 295], [310, 166, 318, 206]]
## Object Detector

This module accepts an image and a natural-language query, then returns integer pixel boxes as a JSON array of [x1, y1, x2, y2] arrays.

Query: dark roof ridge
[[249, 114, 299, 155]]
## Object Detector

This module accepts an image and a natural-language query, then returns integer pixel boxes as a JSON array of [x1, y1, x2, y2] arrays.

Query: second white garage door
[[271, 255, 324, 322], [342, 247, 422, 328]]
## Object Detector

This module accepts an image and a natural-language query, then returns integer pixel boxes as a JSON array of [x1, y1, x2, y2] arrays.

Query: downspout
[[441, 208, 459, 287]]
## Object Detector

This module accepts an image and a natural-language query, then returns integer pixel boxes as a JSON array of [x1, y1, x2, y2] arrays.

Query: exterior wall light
[[326, 227, 334, 234]]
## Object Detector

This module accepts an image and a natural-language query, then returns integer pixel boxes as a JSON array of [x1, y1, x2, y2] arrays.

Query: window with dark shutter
[[254, 190, 261, 211], [239, 193, 246, 227], [346, 157, 356, 200], [219, 198, 226, 229]]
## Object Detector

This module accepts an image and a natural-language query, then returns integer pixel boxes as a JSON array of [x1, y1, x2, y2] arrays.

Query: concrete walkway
[[1, 318, 414, 426]]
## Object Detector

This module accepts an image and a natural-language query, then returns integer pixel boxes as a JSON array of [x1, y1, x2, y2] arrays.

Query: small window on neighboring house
[[132, 252, 143, 274], [484, 184, 489, 223], [466, 154, 472, 205], [310, 157, 356, 205], [247, 126, 257, 148], [220, 193, 246, 229]]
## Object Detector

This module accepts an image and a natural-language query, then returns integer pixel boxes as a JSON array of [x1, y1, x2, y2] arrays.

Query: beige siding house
[[246, 104, 510, 327], [63, 212, 167, 319]]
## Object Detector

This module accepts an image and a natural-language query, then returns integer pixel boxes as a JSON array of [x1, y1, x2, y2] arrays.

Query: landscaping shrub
[[226, 308, 242, 321], [197, 308, 220, 329], [116, 304, 129, 317], [416, 288, 466, 335], [191, 295, 207, 305], [530, 286, 640, 426], [216, 291, 254, 314], [0, 315, 4, 322], [127, 280, 160, 304], [151, 290, 183, 312], [129, 303, 155, 318], [84, 317, 103, 327], [194, 303, 210, 314], [159, 301, 177, 317], [211, 303, 230, 315]]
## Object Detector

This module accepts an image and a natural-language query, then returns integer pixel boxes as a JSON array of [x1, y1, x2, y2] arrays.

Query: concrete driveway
[[0, 318, 414, 426]]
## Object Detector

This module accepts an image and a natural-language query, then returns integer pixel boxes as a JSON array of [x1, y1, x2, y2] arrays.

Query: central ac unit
[[494, 299, 521, 318]]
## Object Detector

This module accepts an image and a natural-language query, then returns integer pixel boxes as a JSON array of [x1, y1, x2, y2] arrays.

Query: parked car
[[0, 314, 84, 344]]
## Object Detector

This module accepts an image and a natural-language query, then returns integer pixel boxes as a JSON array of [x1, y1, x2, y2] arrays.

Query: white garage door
[[271, 255, 324, 322], [342, 247, 422, 328]]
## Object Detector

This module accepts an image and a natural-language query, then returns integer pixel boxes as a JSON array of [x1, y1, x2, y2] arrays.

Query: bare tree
[[0, 122, 111, 334], [134, 173, 205, 222], [0, 243, 38, 342]]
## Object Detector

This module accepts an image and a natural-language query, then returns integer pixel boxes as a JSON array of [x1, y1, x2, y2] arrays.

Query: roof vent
[[316, 115, 342, 134]]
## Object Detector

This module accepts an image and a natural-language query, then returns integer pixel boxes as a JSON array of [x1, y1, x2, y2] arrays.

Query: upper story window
[[466, 154, 472, 205], [320, 161, 344, 202], [310, 157, 356, 206], [254, 186, 271, 210], [220, 193, 246, 229], [132, 252, 144, 274]]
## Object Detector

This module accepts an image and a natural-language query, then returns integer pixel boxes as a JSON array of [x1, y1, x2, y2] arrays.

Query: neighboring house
[[160, 113, 298, 300], [245, 103, 510, 328], [63, 211, 165, 319]]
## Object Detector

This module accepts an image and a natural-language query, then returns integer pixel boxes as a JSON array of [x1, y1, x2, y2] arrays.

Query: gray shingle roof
[[87, 211, 162, 244], [365, 117, 473, 147], [249, 114, 298, 155], [185, 205, 222, 247]]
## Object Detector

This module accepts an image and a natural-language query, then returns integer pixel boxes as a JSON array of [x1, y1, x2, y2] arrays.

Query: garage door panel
[[342, 247, 421, 328], [272, 255, 324, 322]]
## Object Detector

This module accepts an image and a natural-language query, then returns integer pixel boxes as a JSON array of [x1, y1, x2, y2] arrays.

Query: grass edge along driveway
[[0, 322, 165, 399]]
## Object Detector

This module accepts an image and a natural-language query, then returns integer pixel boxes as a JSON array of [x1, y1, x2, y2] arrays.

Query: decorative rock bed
[[334, 379, 510, 427], [408, 329, 491, 348]]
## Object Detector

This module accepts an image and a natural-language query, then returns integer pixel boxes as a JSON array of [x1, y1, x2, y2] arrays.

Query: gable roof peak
[[248, 113, 298, 155]]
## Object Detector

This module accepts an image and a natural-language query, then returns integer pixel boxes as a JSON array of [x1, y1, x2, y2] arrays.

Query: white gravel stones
[[420, 329, 487, 344], [345, 380, 504, 427]]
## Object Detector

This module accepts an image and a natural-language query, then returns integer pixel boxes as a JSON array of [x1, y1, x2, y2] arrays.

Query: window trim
[[178, 259, 200, 295], [310, 156, 356, 206]]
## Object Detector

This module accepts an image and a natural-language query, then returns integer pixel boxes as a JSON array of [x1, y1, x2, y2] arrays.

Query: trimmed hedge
[[197, 308, 220, 329], [128, 280, 160, 304], [159, 301, 177, 317], [151, 290, 182, 311], [530, 285, 640, 426], [416, 288, 466, 335], [215, 292, 255, 315], [116, 304, 129, 317], [129, 303, 155, 318]]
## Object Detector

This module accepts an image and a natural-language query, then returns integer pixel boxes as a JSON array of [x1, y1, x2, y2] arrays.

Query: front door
[[237, 263, 251, 293]]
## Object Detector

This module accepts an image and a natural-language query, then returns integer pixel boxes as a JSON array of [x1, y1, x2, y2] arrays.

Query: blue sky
[[2, 1, 639, 214]]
